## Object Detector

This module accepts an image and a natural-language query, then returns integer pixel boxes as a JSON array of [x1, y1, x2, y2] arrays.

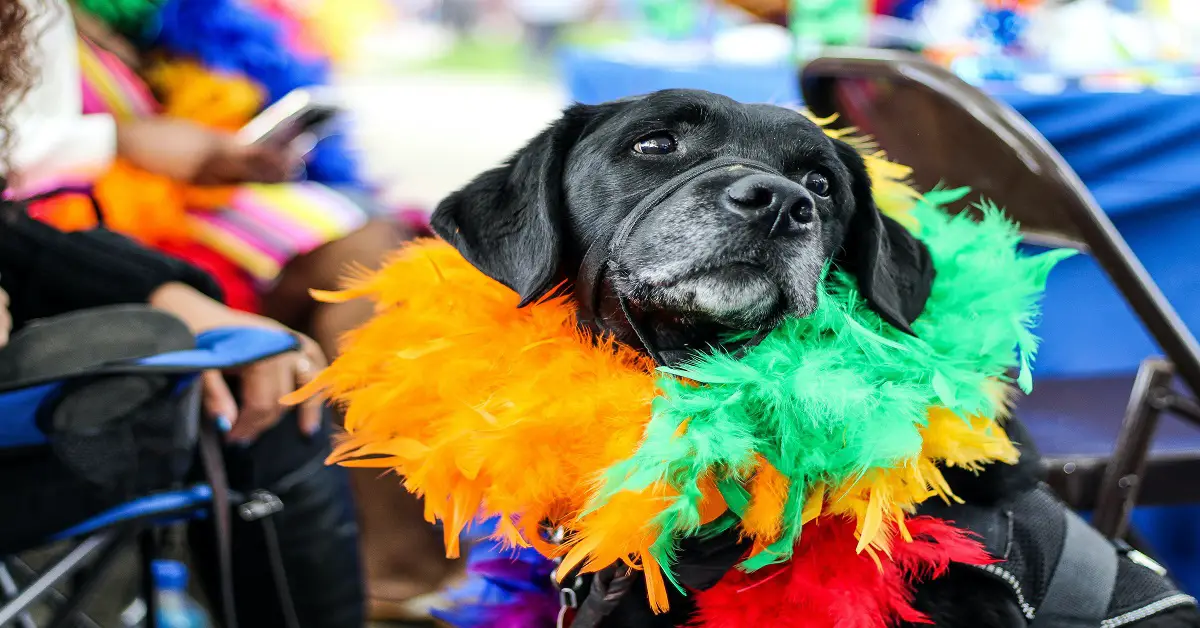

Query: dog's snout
[[721, 173, 815, 237]]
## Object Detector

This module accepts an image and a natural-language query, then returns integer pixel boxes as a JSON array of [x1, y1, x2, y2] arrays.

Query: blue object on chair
[[0, 327, 298, 448], [0, 322, 301, 627], [136, 327, 298, 370], [0, 383, 60, 448], [51, 485, 215, 541]]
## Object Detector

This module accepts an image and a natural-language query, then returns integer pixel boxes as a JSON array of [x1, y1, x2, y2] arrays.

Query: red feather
[[691, 516, 993, 628]]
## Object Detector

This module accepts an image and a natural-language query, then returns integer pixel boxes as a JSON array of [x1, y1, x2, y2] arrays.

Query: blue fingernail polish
[[216, 415, 232, 433]]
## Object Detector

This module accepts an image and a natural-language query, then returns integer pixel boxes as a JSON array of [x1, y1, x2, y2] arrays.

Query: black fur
[[432, 104, 618, 306], [832, 140, 933, 335], [430, 89, 1198, 628]]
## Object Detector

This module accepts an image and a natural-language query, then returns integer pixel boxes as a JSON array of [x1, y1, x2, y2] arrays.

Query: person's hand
[[193, 141, 300, 186], [149, 282, 326, 442], [200, 332, 326, 444], [116, 118, 300, 186], [0, 286, 11, 348]]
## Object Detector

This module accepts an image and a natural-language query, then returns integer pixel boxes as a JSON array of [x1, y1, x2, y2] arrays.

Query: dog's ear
[[833, 139, 934, 335], [431, 104, 605, 306]]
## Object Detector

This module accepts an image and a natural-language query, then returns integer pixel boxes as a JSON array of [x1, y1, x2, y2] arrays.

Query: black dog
[[430, 89, 1199, 628]]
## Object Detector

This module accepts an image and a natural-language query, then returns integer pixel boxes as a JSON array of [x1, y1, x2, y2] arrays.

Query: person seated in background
[[12, 0, 461, 620], [18, 0, 402, 361], [0, 0, 363, 624], [0, 209, 366, 628]]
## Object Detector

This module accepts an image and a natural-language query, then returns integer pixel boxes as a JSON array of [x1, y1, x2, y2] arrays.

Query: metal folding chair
[[801, 49, 1200, 539], [0, 322, 298, 627]]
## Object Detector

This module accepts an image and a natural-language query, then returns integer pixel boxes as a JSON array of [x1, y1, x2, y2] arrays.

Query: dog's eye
[[632, 133, 677, 155], [804, 172, 830, 197]]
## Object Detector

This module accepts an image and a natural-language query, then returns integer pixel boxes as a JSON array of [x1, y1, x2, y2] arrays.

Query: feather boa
[[438, 514, 993, 628], [579, 188, 1071, 587], [151, 0, 358, 184], [78, 0, 360, 184], [145, 60, 265, 131], [291, 133, 1072, 622], [75, 0, 163, 35], [433, 529, 560, 628], [248, 0, 393, 64], [691, 516, 993, 627]]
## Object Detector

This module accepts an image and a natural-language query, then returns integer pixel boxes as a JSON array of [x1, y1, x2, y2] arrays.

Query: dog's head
[[432, 89, 933, 357]]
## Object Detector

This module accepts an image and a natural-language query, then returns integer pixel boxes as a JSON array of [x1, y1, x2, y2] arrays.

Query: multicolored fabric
[[76, 0, 366, 184], [56, 36, 369, 285], [187, 183, 368, 283]]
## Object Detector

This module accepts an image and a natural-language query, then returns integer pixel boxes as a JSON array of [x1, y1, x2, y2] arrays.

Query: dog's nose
[[721, 173, 815, 237]]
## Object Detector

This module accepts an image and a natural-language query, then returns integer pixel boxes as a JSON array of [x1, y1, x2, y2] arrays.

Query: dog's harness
[[919, 483, 1196, 627], [573, 156, 786, 367]]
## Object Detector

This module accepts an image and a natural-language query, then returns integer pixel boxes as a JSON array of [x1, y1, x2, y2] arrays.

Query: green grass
[[401, 22, 634, 78], [413, 36, 528, 75], [561, 21, 635, 49]]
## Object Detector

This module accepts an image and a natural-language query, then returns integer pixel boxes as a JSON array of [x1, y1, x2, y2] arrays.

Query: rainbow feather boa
[[77, 0, 360, 185], [292, 138, 1072, 623]]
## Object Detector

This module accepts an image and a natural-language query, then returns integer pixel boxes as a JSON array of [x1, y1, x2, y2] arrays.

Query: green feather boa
[[75, 0, 163, 35], [589, 189, 1075, 585]]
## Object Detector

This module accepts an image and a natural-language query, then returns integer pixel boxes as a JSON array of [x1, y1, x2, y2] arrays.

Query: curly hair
[[0, 0, 36, 178]]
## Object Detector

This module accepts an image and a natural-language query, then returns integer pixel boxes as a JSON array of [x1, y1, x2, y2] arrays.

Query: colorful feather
[[75, 0, 163, 35], [579, 196, 1074, 581], [291, 130, 1073, 618], [690, 516, 994, 628], [144, 60, 265, 131], [434, 535, 559, 628], [79, 0, 362, 185], [150, 0, 358, 184]]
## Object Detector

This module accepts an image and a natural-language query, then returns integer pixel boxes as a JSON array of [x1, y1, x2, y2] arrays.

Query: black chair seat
[[1019, 376, 1200, 509]]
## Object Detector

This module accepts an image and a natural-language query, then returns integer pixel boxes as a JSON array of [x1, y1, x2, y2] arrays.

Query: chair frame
[[0, 484, 289, 627], [801, 49, 1200, 538], [2, 514, 179, 628], [0, 325, 299, 627]]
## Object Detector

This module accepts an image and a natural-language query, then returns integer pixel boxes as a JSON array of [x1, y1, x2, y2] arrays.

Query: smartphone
[[237, 88, 342, 149]]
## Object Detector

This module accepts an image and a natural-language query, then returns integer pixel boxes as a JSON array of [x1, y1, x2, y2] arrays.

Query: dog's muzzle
[[574, 156, 784, 366]]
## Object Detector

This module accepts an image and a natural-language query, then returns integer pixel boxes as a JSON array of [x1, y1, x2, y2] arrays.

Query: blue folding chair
[[0, 308, 300, 628]]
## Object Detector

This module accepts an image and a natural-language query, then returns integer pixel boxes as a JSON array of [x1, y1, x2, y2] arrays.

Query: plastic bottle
[[151, 560, 211, 628]]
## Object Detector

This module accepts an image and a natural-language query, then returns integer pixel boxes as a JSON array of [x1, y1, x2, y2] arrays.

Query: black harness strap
[[921, 484, 1118, 627], [1030, 510, 1118, 628], [197, 419, 238, 628]]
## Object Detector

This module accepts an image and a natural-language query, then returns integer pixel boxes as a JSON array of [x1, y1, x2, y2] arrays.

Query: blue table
[[560, 49, 1200, 379]]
